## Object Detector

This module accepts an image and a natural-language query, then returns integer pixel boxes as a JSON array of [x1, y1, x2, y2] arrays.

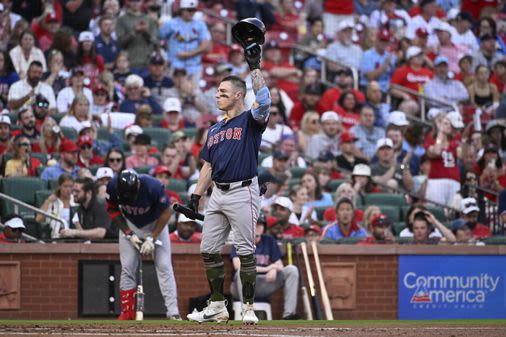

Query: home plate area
[[1, 323, 505, 337]]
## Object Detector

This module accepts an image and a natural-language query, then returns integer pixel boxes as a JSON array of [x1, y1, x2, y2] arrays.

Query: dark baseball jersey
[[200, 110, 265, 183], [106, 174, 169, 228], [230, 234, 282, 274]]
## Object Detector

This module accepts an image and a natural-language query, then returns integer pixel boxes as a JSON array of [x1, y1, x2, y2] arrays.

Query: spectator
[[472, 33, 502, 71], [61, 0, 93, 33], [77, 135, 104, 168], [399, 204, 441, 238], [360, 29, 397, 93], [56, 68, 93, 114], [31, 117, 61, 156], [451, 220, 482, 245], [125, 134, 158, 169], [204, 62, 233, 116], [0, 114, 11, 155], [297, 111, 322, 161], [350, 105, 384, 160], [230, 212, 300, 320], [410, 210, 456, 244], [10, 108, 39, 142], [7, 60, 56, 113], [261, 136, 307, 169], [229, 44, 248, 80], [381, 124, 420, 176], [48, 28, 77, 70], [261, 105, 293, 153], [371, 138, 414, 192], [170, 131, 196, 179], [31, 94, 51, 129], [311, 111, 342, 160], [79, 119, 123, 158], [368, 0, 410, 30], [35, 173, 75, 238], [170, 214, 202, 243], [304, 223, 322, 241], [485, 119, 506, 162], [143, 53, 174, 108], [4, 136, 41, 177], [325, 19, 362, 70], [294, 17, 327, 69], [288, 83, 324, 129], [112, 51, 133, 87], [151, 164, 183, 205], [361, 205, 382, 234], [75, 31, 105, 87], [359, 213, 395, 244], [270, 196, 305, 240], [364, 81, 391, 128], [335, 91, 362, 130], [95, 167, 114, 200], [116, 0, 158, 70], [9, 30, 47, 79], [272, 0, 301, 37], [490, 60, 506, 98], [424, 56, 469, 108], [90, 84, 113, 116], [269, 85, 292, 124], [59, 94, 92, 133], [468, 65, 500, 115], [405, 0, 442, 46], [105, 148, 126, 176], [0, 215, 26, 243], [42, 50, 66, 95], [120, 74, 162, 114], [323, 182, 364, 223], [351, 163, 377, 200], [60, 177, 109, 240], [289, 184, 317, 225], [0, 51, 19, 109], [160, 97, 184, 132], [31, 11, 62, 53], [452, 11, 478, 54], [321, 197, 368, 240], [40, 139, 81, 181], [95, 14, 119, 71], [134, 105, 153, 129], [160, 0, 211, 84], [476, 16, 506, 55], [259, 171, 287, 213], [236, 0, 276, 25], [301, 172, 333, 208], [335, 131, 368, 173], [202, 22, 231, 65]]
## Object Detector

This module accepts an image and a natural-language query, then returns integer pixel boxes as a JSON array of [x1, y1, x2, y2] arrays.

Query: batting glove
[[127, 233, 143, 251], [188, 194, 201, 213], [140, 236, 155, 256], [244, 43, 261, 71]]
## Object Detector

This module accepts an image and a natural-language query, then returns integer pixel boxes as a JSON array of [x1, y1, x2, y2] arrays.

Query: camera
[[52, 125, 61, 134]]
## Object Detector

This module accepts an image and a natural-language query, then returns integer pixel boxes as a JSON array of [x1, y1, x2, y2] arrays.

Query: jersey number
[[442, 151, 455, 168]]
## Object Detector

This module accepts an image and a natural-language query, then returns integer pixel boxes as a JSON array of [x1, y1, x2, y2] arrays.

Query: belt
[[215, 179, 252, 191]]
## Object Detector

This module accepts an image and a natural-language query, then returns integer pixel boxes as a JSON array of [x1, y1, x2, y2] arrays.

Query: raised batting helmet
[[232, 18, 266, 48], [118, 170, 139, 203]]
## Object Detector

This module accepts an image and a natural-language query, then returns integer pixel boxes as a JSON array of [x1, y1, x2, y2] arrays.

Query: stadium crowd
[[1, 0, 506, 246]]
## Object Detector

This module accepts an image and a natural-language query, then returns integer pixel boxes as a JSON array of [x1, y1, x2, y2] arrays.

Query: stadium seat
[[392, 221, 407, 236], [288, 178, 301, 190], [52, 113, 66, 124], [289, 167, 307, 179], [31, 152, 48, 165], [152, 115, 164, 127], [135, 166, 153, 174], [314, 206, 328, 220], [378, 205, 401, 223], [96, 127, 123, 141], [60, 126, 77, 141], [182, 128, 197, 139], [34, 190, 53, 208], [326, 179, 350, 193], [0, 177, 48, 217], [88, 165, 101, 176], [258, 152, 270, 165], [143, 127, 171, 150], [363, 193, 407, 207], [8, 111, 17, 124], [336, 237, 364, 244], [481, 236, 506, 245], [426, 205, 447, 223], [168, 179, 187, 193]]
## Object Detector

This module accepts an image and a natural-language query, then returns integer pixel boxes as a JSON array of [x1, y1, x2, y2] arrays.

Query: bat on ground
[[287, 241, 293, 266], [311, 240, 334, 320], [173, 203, 205, 221], [293, 243, 313, 320], [135, 254, 144, 321], [300, 241, 322, 320]]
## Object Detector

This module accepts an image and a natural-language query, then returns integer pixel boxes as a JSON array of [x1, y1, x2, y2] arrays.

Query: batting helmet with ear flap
[[232, 18, 266, 48], [118, 170, 139, 203]]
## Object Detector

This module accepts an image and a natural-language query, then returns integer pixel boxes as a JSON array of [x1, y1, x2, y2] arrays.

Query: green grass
[[0, 319, 505, 326]]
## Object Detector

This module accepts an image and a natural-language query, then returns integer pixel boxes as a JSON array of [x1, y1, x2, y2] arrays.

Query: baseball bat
[[135, 254, 144, 321], [173, 203, 204, 221], [294, 243, 313, 320], [300, 242, 322, 320], [311, 240, 334, 320], [287, 241, 293, 266]]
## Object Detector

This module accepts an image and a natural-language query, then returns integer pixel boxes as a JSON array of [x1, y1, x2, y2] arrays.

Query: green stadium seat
[[34, 190, 53, 208], [326, 178, 350, 193], [289, 167, 307, 179], [135, 166, 153, 174], [88, 165, 101, 176], [52, 113, 66, 124], [396, 237, 414, 244], [314, 206, 328, 221], [392, 221, 407, 236], [0, 177, 48, 217], [363, 193, 407, 207], [182, 128, 197, 139], [152, 115, 164, 127], [258, 152, 269, 165], [168, 178, 187, 193], [31, 152, 48, 165], [426, 205, 447, 223], [60, 126, 77, 141], [288, 178, 301, 190], [378, 205, 401, 223], [96, 127, 123, 141], [8, 111, 17, 124], [481, 236, 506, 245], [143, 127, 171, 150], [336, 237, 364, 244]]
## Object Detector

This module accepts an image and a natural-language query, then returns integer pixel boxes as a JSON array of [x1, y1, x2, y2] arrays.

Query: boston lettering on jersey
[[206, 127, 243, 149]]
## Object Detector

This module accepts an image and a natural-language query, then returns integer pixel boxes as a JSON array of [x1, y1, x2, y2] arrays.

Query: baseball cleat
[[187, 300, 229, 323], [241, 303, 258, 325]]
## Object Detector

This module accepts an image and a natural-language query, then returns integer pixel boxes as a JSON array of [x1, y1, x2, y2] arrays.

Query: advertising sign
[[398, 256, 506, 319]]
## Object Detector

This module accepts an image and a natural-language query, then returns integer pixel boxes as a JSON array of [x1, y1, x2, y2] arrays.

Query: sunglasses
[[270, 112, 278, 116], [108, 157, 122, 163], [10, 228, 24, 232], [310, 119, 319, 124], [80, 144, 92, 150], [36, 102, 49, 109], [19, 143, 30, 147], [94, 91, 107, 97]]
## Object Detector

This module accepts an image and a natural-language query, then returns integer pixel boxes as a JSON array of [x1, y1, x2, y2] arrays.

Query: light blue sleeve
[[251, 86, 271, 122], [198, 21, 211, 41], [159, 21, 173, 40]]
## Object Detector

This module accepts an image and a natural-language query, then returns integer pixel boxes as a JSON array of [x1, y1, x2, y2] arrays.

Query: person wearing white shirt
[[56, 69, 93, 114], [405, 0, 442, 47], [59, 94, 92, 133], [7, 61, 56, 113], [451, 11, 479, 54], [9, 31, 47, 79], [325, 20, 362, 71], [260, 105, 293, 152]]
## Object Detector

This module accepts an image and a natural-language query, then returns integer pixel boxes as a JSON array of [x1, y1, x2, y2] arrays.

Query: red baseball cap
[[77, 135, 93, 146], [45, 12, 60, 24], [266, 216, 279, 228], [416, 27, 429, 38], [371, 213, 389, 227], [153, 165, 171, 176], [377, 29, 391, 42], [93, 84, 108, 95], [305, 224, 321, 234], [59, 139, 79, 153], [340, 131, 357, 143]]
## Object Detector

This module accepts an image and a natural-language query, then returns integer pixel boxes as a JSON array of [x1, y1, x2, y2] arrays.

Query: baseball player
[[186, 31, 271, 324], [106, 170, 180, 320]]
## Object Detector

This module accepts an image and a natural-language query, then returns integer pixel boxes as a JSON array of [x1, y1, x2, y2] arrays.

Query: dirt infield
[[1, 321, 506, 337]]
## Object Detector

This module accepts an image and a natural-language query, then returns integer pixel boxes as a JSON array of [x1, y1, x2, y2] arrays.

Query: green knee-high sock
[[239, 254, 257, 304], [202, 253, 225, 301]]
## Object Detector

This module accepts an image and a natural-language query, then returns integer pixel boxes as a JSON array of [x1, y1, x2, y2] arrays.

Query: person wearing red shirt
[[152, 164, 183, 205], [31, 12, 63, 52], [76, 31, 105, 88], [319, 68, 365, 112], [359, 213, 395, 245], [161, 97, 185, 131], [490, 59, 506, 95], [170, 213, 202, 243], [288, 83, 325, 129], [322, 0, 353, 38], [461, 0, 498, 21], [457, 197, 491, 240], [76, 135, 104, 168], [202, 22, 232, 65], [269, 197, 305, 240], [159, 144, 185, 180], [0, 114, 11, 155], [425, 115, 461, 207], [0, 215, 26, 244]]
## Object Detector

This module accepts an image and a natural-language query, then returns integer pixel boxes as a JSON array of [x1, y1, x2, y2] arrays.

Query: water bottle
[[474, 108, 482, 132]]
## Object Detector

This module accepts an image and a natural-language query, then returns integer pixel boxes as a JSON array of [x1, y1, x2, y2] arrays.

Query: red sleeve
[[31, 20, 44, 40], [288, 102, 305, 129], [390, 67, 405, 86], [96, 55, 105, 72], [319, 88, 341, 112], [323, 208, 336, 222], [424, 134, 435, 149], [28, 158, 41, 177]]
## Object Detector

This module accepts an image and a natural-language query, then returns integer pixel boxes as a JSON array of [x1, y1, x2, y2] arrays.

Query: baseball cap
[[96, 167, 114, 180], [0, 114, 11, 126], [406, 46, 423, 60], [461, 197, 479, 215], [134, 133, 151, 145], [125, 125, 143, 138], [451, 219, 469, 233], [427, 107, 444, 120], [456, 11, 474, 23], [45, 12, 60, 24], [376, 138, 393, 151], [305, 223, 321, 234], [483, 143, 498, 153], [446, 111, 464, 129], [337, 19, 354, 32], [216, 63, 233, 74], [59, 139, 79, 153], [178, 213, 196, 224], [71, 68, 84, 77], [480, 33, 496, 42], [163, 97, 182, 113], [435, 22, 453, 34], [77, 120, 92, 134], [78, 31, 94, 43], [371, 213, 390, 227], [273, 150, 289, 161], [377, 29, 391, 42], [93, 84, 108, 95], [415, 27, 429, 38], [264, 40, 280, 51], [434, 55, 449, 66], [304, 83, 322, 96], [4, 216, 25, 230], [180, 0, 198, 9], [229, 44, 242, 55], [170, 130, 186, 143], [352, 163, 371, 177], [388, 111, 409, 126], [77, 135, 93, 146], [321, 111, 340, 123], [340, 131, 357, 143], [258, 170, 281, 185], [150, 53, 165, 65], [273, 196, 293, 212], [485, 119, 506, 133], [153, 165, 171, 176]]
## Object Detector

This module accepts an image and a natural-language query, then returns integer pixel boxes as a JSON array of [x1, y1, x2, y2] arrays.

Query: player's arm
[[152, 207, 171, 241], [245, 44, 271, 124], [193, 160, 213, 196]]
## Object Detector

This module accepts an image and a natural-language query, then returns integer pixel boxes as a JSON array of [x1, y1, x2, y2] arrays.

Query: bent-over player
[[186, 41, 271, 324], [107, 170, 180, 320]]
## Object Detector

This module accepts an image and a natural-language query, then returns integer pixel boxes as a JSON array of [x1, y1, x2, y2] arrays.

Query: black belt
[[215, 179, 252, 191]]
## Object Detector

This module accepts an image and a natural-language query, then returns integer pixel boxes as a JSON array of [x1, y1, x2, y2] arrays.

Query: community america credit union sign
[[398, 256, 506, 319]]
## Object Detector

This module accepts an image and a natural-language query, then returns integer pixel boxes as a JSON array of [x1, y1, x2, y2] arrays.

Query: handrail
[[0, 192, 66, 228]]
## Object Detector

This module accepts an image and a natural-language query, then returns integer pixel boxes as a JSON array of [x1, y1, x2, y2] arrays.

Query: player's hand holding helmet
[[232, 18, 265, 71], [244, 44, 261, 71], [188, 194, 201, 213], [140, 236, 155, 255]]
